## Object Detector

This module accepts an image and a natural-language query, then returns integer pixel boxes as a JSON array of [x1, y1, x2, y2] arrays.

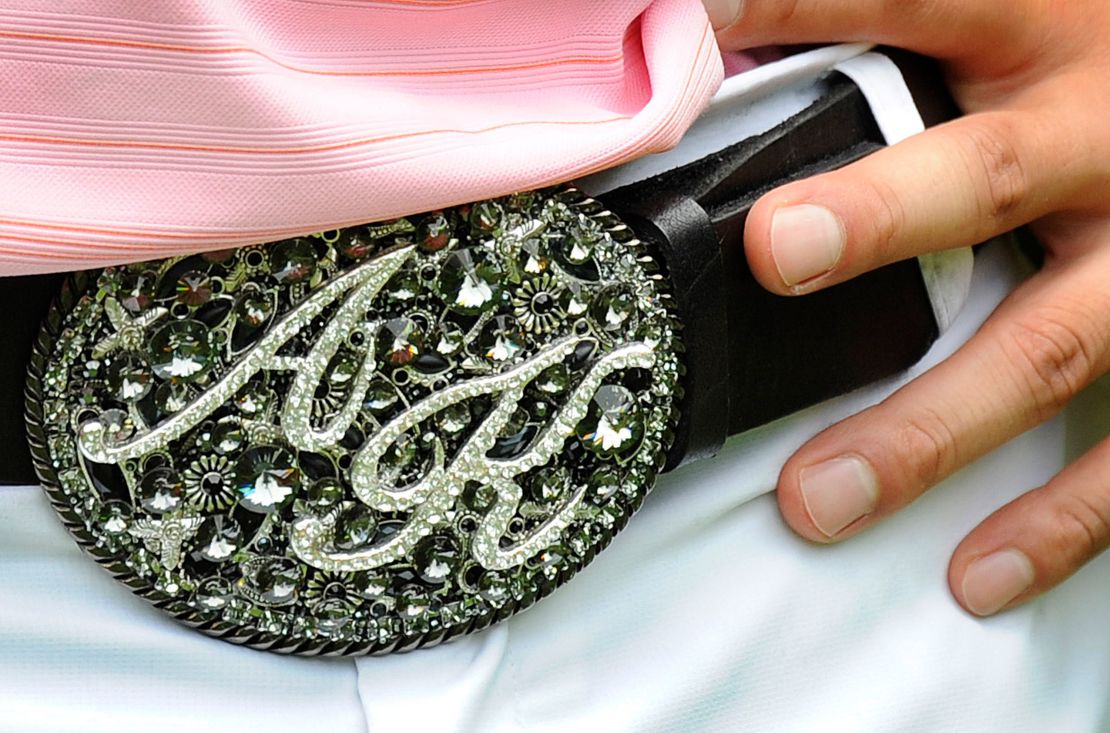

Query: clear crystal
[[108, 354, 153, 402], [576, 384, 644, 458], [136, 468, 184, 514], [589, 286, 638, 334], [435, 248, 503, 315], [147, 320, 213, 381], [235, 446, 300, 513], [479, 316, 524, 363], [192, 516, 242, 563]]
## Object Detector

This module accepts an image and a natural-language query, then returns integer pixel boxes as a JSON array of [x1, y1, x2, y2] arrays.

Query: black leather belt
[[7, 56, 961, 655]]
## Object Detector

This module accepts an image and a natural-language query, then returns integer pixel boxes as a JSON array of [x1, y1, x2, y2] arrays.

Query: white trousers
[[3, 50, 1109, 733]]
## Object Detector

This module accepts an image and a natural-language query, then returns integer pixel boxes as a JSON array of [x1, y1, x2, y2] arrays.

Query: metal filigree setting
[[25, 186, 682, 655]]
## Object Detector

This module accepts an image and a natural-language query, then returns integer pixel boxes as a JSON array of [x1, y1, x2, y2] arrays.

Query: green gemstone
[[516, 238, 549, 276], [108, 354, 153, 402], [147, 320, 213, 381], [589, 286, 638, 334], [333, 505, 377, 551], [589, 467, 623, 499], [469, 201, 503, 233], [534, 363, 569, 395], [154, 381, 193, 413], [211, 419, 244, 454], [576, 384, 644, 458], [306, 478, 344, 508], [435, 248, 503, 315], [412, 535, 459, 585], [530, 467, 570, 504], [235, 290, 273, 327], [437, 403, 470, 434], [363, 378, 399, 413], [269, 238, 317, 283], [479, 316, 524, 363], [432, 322, 465, 357]]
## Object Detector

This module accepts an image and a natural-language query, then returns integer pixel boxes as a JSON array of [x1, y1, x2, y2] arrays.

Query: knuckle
[[957, 118, 1029, 226], [893, 408, 960, 488], [1052, 491, 1110, 563], [864, 177, 909, 260], [1004, 311, 1095, 419]]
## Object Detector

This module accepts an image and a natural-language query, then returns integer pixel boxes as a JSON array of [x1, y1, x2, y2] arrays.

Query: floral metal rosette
[[25, 186, 682, 655]]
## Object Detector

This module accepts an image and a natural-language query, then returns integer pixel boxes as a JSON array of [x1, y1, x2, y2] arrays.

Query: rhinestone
[[432, 322, 466, 357], [435, 248, 503, 315], [96, 501, 132, 535], [436, 403, 470, 434], [97, 409, 133, 444], [147, 320, 213, 381], [376, 318, 422, 367], [192, 516, 242, 563], [530, 467, 570, 504], [234, 382, 270, 415], [154, 382, 192, 412], [328, 352, 360, 385], [339, 229, 376, 259], [333, 505, 378, 551], [469, 201, 503, 232], [235, 291, 273, 327], [269, 238, 317, 283], [136, 468, 184, 514], [477, 572, 509, 604], [108, 354, 153, 402], [119, 270, 157, 313], [386, 267, 420, 301], [353, 572, 391, 600], [562, 279, 591, 317], [577, 385, 644, 458], [235, 445, 300, 513], [417, 212, 452, 252], [363, 379, 399, 413], [463, 483, 496, 512], [589, 467, 622, 499], [239, 557, 301, 606], [194, 577, 234, 611], [589, 285, 638, 334], [516, 238, 549, 276], [478, 316, 524, 363], [211, 419, 244, 454], [413, 535, 459, 585], [306, 478, 343, 508], [175, 270, 212, 306], [534, 363, 569, 395]]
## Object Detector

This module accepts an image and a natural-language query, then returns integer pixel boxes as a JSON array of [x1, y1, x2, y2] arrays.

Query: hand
[[704, 0, 1110, 616]]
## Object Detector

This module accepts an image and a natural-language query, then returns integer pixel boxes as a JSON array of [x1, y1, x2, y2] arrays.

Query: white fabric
[[3, 53, 1110, 733]]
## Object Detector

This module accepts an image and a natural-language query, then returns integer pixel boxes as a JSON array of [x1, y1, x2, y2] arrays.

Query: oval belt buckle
[[25, 186, 683, 655]]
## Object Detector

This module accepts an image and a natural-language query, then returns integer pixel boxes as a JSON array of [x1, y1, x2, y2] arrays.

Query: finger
[[773, 244, 1110, 544], [705, 0, 1046, 68], [948, 434, 1110, 616], [743, 109, 1089, 295]]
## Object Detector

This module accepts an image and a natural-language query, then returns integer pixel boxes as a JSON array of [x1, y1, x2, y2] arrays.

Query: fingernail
[[703, 0, 744, 30], [770, 204, 845, 287], [961, 549, 1035, 616], [798, 456, 879, 537]]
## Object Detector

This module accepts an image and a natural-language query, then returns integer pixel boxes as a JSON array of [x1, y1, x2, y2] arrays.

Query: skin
[[706, 1, 1110, 614]]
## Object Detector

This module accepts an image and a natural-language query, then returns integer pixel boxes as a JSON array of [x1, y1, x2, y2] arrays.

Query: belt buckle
[[26, 186, 682, 655]]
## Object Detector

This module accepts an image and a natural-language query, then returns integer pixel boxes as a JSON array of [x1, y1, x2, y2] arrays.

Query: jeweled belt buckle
[[23, 75, 947, 654]]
